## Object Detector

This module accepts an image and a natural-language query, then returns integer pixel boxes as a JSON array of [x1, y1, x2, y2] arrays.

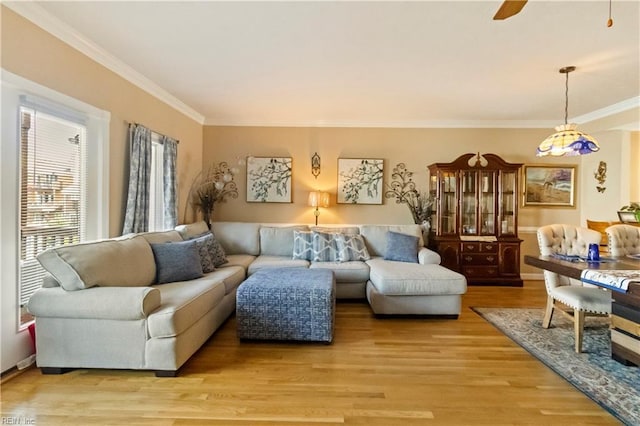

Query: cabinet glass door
[[439, 171, 457, 235], [480, 171, 495, 235], [499, 171, 517, 235], [461, 170, 477, 235], [429, 175, 438, 232]]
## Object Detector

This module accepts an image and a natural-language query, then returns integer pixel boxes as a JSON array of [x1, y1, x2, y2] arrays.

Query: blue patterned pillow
[[384, 231, 419, 263], [190, 233, 215, 273], [292, 230, 313, 260], [192, 231, 227, 267], [335, 233, 371, 262], [312, 231, 339, 262], [150, 240, 203, 283]]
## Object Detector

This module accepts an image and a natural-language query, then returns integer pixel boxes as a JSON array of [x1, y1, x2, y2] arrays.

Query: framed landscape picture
[[337, 158, 384, 204], [246, 156, 292, 203], [523, 164, 576, 207]]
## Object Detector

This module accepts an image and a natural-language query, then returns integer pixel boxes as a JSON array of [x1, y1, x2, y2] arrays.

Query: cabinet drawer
[[463, 266, 498, 278], [461, 254, 498, 265], [461, 242, 498, 253], [479, 243, 498, 253], [462, 243, 480, 253]]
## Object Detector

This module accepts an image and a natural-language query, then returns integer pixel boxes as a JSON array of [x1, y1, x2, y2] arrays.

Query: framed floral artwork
[[246, 157, 292, 203], [522, 164, 576, 207], [337, 158, 384, 204]]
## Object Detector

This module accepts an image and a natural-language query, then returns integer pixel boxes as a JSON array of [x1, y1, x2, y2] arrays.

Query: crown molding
[[572, 96, 640, 125], [4, 1, 205, 124], [203, 118, 559, 129]]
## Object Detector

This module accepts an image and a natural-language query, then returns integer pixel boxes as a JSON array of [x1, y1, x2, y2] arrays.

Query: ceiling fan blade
[[493, 0, 528, 20]]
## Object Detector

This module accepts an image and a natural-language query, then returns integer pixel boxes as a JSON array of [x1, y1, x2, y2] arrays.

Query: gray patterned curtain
[[122, 124, 152, 234], [162, 135, 178, 229]]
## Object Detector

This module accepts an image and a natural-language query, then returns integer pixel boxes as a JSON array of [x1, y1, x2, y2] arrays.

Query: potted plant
[[617, 202, 640, 223]]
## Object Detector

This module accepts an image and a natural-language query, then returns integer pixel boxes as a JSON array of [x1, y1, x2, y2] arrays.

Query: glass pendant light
[[537, 66, 600, 157]]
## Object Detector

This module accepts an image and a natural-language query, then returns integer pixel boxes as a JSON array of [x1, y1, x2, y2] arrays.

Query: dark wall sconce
[[311, 152, 321, 179]]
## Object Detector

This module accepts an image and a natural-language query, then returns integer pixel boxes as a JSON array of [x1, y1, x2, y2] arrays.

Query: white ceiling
[[11, 1, 640, 127]]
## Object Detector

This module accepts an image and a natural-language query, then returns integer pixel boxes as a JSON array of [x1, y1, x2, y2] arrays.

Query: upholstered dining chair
[[605, 223, 640, 257], [586, 219, 619, 254], [536, 224, 611, 353]]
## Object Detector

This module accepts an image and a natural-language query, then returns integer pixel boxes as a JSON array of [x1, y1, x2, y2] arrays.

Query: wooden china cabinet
[[427, 153, 523, 286]]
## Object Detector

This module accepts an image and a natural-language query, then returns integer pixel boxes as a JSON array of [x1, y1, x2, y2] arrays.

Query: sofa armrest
[[418, 247, 441, 265], [27, 286, 161, 320]]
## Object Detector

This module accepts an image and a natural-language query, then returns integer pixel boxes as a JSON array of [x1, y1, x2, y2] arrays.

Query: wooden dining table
[[524, 254, 640, 366]]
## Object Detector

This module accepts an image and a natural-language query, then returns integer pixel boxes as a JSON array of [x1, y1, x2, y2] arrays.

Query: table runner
[[580, 269, 640, 293]]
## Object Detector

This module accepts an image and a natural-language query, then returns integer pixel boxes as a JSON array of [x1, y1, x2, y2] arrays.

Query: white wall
[[579, 130, 630, 224]]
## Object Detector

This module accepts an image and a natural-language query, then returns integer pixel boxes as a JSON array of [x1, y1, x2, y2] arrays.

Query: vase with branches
[[385, 163, 434, 227], [187, 162, 239, 228]]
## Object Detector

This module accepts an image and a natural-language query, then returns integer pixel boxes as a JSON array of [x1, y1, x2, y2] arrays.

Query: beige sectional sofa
[[28, 221, 466, 376]]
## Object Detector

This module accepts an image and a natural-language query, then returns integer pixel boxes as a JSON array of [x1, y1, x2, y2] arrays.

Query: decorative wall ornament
[[384, 163, 433, 225], [188, 162, 238, 227], [246, 156, 292, 203], [594, 161, 607, 193], [311, 152, 321, 179], [337, 158, 384, 204]]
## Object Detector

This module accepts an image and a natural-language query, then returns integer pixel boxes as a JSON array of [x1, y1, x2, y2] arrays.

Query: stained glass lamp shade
[[536, 66, 600, 157]]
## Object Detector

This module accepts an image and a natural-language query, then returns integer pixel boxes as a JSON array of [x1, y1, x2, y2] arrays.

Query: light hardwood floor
[[1, 281, 620, 425]]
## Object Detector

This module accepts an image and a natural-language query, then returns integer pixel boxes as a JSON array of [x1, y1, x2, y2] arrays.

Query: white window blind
[[19, 102, 87, 309]]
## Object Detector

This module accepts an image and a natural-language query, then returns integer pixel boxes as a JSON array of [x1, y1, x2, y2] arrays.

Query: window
[[2, 71, 110, 333], [18, 101, 88, 324]]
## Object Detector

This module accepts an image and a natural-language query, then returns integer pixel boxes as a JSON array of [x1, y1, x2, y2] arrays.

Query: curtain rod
[[129, 121, 180, 144]]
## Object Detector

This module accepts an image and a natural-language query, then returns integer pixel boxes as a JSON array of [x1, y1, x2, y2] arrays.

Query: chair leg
[[542, 296, 554, 329], [574, 310, 585, 353]]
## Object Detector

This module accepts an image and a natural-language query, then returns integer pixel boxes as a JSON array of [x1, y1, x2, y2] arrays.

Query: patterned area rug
[[473, 307, 640, 426]]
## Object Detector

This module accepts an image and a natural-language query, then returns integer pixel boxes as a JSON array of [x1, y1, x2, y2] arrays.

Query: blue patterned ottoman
[[236, 268, 336, 343]]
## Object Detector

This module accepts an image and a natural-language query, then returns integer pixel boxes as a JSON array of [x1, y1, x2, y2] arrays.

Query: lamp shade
[[536, 123, 600, 157], [308, 191, 330, 208]]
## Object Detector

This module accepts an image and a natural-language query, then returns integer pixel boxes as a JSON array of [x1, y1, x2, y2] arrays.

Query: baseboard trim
[[521, 273, 543, 281]]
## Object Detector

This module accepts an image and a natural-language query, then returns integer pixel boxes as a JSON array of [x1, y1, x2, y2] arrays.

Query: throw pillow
[[150, 240, 204, 284], [190, 233, 216, 273], [335, 233, 371, 262], [384, 231, 419, 263], [312, 231, 340, 262], [192, 231, 227, 267], [292, 230, 314, 260]]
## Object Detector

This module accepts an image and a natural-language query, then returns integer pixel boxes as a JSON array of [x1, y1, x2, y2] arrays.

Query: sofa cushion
[[139, 230, 183, 244], [37, 235, 156, 291], [311, 226, 360, 235], [150, 240, 204, 284], [309, 261, 370, 283], [148, 277, 226, 338], [175, 221, 210, 240], [367, 258, 467, 296], [204, 265, 246, 295], [384, 231, 419, 263], [335, 233, 371, 261], [260, 225, 308, 256], [211, 222, 261, 255], [292, 230, 314, 260], [247, 255, 310, 275], [222, 254, 256, 271]]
